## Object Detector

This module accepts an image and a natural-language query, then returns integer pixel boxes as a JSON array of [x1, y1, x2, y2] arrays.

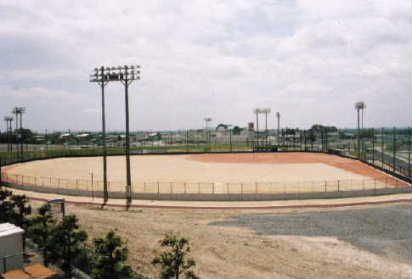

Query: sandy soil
[[28, 200, 412, 278], [5, 154, 369, 182], [188, 152, 401, 181], [5, 153, 404, 187]]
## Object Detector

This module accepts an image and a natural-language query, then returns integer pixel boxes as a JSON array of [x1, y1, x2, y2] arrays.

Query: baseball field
[[3, 152, 406, 196]]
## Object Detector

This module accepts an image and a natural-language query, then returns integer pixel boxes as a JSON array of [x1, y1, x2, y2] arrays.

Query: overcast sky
[[0, 0, 410, 132]]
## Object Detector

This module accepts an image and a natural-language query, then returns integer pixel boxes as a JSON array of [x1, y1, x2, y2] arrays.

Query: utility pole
[[90, 64, 140, 210]]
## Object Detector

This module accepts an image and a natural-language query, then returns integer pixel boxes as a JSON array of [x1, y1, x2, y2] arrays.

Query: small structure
[[0, 223, 24, 273]]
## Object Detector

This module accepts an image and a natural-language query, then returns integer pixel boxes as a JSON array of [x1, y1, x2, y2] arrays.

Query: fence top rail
[[2, 172, 404, 188]]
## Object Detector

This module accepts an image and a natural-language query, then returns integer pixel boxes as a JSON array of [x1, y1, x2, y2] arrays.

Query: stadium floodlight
[[90, 64, 141, 209], [355, 101, 366, 159]]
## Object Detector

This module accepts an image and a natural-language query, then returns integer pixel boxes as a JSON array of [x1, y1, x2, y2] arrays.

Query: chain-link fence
[[0, 127, 411, 201], [2, 171, 409, 200]]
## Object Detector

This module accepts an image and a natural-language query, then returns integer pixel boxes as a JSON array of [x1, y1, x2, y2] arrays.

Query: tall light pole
[[90, 66, 109, 207], [204, 117, 212, 146], [227, 124, 233, 152], [13, 107, 25, 160], [276, 112, 280, 143], [4, 117, 13, 152], [361, 103, 366, 129], [253, 108, 261, 138], [261, 108, 271, 138], [12, 108, 19, 132], [90, 64, 141, 210], [355, 101, 365, 159]]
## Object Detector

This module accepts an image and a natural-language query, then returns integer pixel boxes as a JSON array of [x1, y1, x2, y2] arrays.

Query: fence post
[[337, 180, 340, 192], [226, 183, 229, 194], [76, 179, 79, 190], [241, 183, 243, 200], [212, 183, 215, 194], [157, 182, 160, 198]]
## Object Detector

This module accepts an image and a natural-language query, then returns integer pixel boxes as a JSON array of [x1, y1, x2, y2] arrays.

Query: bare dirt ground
[[29, 200, 412, 278], [4, 153, 406, 194], [189, 152, 404, 184]]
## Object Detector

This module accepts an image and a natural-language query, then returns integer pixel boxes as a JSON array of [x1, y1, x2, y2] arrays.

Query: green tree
[[0, 187, 14, 222], [92, 230, 136, 279], [10, 195, 32, 228], [10, 195, 32, 251], [27, 203, 56, 266], [232, 126, 242, 135], [49, 215, 88, 278], [152, 233, 198, 279]]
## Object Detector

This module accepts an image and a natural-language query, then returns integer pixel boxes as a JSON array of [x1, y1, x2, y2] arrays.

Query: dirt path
[[28, 199, 411, 278]]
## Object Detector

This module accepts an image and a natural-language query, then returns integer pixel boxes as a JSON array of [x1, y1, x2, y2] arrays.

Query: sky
[[0, 0, 410, 132]]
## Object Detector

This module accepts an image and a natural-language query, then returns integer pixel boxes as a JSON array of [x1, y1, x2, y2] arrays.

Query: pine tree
[[10, 194, 32, 251], [10, 194, 32, 228], [48, 214, 88, 278], [92, 230, 136, 279], [28, 203, 56, 266], [152, 233, 198, 279]]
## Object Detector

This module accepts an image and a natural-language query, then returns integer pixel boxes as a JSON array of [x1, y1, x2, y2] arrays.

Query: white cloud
[[0, 0, 410, 131]]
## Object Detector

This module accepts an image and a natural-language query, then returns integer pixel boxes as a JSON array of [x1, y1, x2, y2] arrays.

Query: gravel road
[[211, 204, 412, 263]]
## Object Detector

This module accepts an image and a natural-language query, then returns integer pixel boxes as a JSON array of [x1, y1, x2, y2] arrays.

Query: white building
[[0, 223, 24, 273]]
